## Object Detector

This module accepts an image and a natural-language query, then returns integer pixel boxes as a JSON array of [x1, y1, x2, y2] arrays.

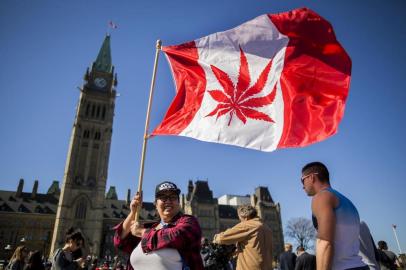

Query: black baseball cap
[[155, 181, 181, 197]]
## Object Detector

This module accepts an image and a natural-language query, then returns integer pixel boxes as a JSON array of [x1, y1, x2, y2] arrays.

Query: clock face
[[94, 77, 107, 88]]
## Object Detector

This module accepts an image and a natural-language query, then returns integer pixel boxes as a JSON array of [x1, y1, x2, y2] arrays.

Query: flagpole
[[135, 39, 162, 222], [392, 224, 403, 254]]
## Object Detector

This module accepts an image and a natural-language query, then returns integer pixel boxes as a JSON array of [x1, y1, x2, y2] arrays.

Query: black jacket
[[295, 252, 316, 270], [280, 251, 297, 270]]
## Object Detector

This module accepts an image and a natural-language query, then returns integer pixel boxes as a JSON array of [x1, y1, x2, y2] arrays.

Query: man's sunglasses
[[300, 173, 318, 184]]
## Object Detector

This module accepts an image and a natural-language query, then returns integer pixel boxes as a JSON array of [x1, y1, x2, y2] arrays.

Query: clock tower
[[50, 35, 117, 256]]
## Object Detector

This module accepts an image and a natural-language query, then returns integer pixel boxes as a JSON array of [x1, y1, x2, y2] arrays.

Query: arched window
[[85, 103, 90, 116], [83, 130, 90, 139], [91, 104, 96, 117], [74, 198, 87, 220], [94, 131, 101, 140], [102, 106, 106, 120]]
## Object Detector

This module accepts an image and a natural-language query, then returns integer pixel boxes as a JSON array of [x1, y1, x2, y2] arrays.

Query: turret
[[187, 180, 194, 200], [254, 186, 274, 204], [47, 181, 60, 196], [126, 189, 131, 205], [106, 186, 118, 200], [31, 180, 38, 199], [16, 178, 24, 197]]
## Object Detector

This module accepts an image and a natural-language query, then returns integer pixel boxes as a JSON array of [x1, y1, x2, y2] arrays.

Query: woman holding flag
[[113, 181, 204, 270]]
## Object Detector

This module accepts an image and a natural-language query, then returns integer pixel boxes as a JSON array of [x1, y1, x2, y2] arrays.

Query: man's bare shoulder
[[312, 190, 338, 211]]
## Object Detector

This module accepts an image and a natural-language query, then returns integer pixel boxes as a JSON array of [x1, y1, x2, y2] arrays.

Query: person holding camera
[[213, 205, 273, 270], [51, 228, 86, 270]]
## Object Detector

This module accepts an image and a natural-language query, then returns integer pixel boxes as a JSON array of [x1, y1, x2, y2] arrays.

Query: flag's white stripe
[[179, 14, 289, 151]]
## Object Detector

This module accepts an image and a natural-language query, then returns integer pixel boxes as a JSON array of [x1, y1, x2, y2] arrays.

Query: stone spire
[[93, 35, 112, 73]]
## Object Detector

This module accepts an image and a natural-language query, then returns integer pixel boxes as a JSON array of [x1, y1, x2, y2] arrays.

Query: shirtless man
[[301, 162, 367, 270]]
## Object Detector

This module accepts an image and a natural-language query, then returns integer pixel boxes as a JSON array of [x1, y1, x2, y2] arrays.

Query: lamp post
[[392, 224, 403, 254]]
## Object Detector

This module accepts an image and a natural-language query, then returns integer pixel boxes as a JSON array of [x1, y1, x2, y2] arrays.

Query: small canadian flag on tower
[[152, 8, 352, 152], [108, 20, 118, 29]]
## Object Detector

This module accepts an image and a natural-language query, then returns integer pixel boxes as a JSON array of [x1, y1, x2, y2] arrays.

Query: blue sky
[[1, 0, 405, 253]]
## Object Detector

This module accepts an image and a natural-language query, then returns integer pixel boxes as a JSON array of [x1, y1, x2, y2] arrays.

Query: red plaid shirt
[[113, 212, 204, 270]]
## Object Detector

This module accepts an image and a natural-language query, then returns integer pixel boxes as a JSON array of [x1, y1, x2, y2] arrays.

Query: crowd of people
[[275, 240, 403, 270], [2, 244, 125, 270], [2, 163, 405, 270]]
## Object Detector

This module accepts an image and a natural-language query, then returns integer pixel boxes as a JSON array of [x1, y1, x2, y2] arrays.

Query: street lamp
[[392, 224, 403, 254]]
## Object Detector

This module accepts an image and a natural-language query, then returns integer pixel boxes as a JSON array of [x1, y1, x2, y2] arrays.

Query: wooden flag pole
[[135, 39, 162, 222]]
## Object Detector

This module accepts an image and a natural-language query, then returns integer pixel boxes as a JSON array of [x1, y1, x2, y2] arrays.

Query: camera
[[201, 242, 236, 270]]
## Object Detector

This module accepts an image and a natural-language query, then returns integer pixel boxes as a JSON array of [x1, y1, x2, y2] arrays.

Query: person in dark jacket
[[377, 241, 401, 270], [24, 250, 45, 270], [280, 243, 297, 270], [51, 228, 86, 270], [294, 246, 316, 270]]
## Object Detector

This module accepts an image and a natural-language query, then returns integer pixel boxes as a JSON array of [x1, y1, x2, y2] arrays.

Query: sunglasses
[[300, 173, 318, 185], [157, 194, 178, 202]]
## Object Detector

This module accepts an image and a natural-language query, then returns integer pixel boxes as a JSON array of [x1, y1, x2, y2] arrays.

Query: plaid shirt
[[114, 212, 204, 270]]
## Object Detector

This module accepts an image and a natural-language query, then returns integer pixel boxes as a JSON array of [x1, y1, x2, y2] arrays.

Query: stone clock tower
[[50, 35, 117, 256]]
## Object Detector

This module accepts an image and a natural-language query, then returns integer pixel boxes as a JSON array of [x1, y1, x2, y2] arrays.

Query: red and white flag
[[108, 20, 118, 29], [153, 8, 351, 152]]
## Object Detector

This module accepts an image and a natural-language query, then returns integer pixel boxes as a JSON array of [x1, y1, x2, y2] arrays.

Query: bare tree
[[285, 217, 316, 250]]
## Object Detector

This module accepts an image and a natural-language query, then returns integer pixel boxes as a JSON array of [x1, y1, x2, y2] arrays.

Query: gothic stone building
[[0, 180, 284, 260]]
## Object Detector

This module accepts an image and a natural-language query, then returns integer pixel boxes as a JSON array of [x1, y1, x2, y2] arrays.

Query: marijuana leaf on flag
[[153, 7, 352, 152], [206, 47, 277, 126]]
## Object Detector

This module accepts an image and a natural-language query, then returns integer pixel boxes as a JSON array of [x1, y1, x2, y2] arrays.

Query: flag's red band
[[152, 41, 206, 135], [269, 8, 352, 148]]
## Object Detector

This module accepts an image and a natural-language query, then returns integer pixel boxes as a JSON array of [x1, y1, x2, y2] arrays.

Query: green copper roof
[[94, 35, 112, 73], [106, 186, 118, 200], [47, 181, 60, 196]]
